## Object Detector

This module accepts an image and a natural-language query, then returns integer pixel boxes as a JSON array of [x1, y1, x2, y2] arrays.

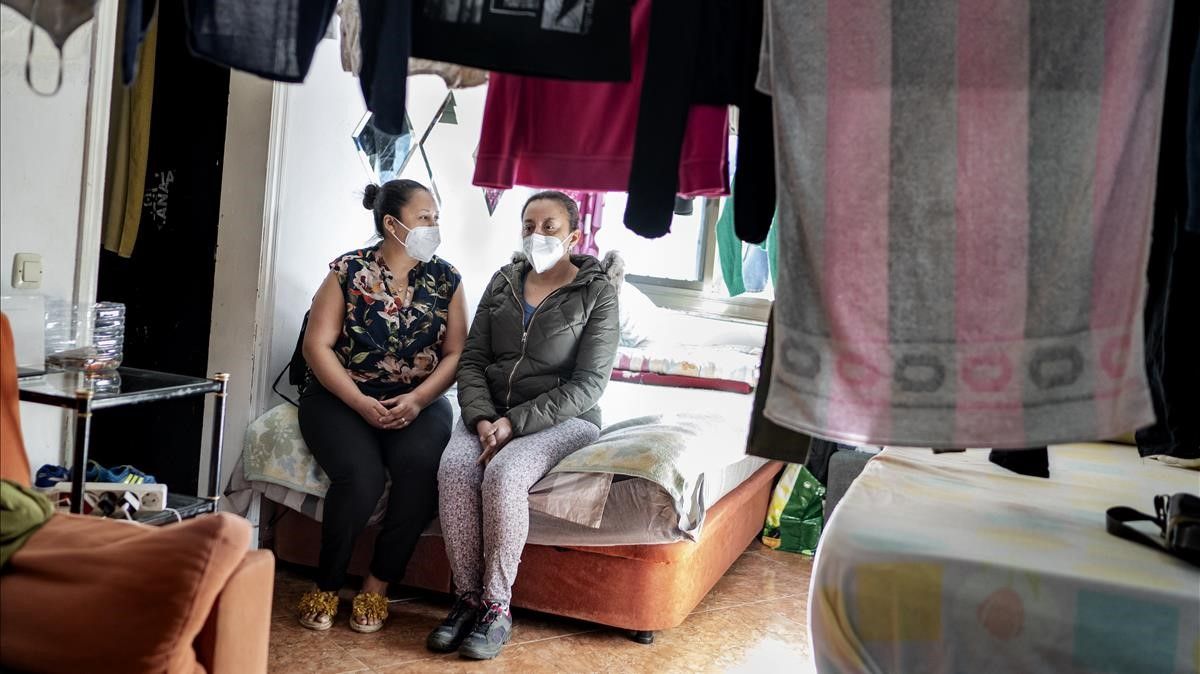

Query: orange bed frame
[[270, 461, 782, 640]]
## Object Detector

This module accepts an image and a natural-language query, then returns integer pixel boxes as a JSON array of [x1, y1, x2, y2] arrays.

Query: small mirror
[[352, 112, 414, 184]]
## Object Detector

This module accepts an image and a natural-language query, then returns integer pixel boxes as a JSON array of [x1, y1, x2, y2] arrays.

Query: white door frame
[[73, 0, 118, 322], [199, 75, 290, 507]]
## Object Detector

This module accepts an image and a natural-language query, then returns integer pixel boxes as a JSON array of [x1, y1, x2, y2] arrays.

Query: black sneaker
[[426, 594, 479, 653], [457, 602, 513, 660]]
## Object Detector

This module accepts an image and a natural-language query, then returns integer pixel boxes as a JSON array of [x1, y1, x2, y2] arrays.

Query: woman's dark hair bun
[[362, 184, 381, 211], [361, 179, 431, 237]]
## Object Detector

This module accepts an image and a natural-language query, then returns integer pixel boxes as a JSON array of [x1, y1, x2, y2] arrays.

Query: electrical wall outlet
[[11, 253, 42, 289]]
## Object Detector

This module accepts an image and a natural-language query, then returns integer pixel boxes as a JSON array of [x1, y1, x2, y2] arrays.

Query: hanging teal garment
[[716, 193, 746, 296], [716, 187, 779, 297], [765, 217, 778, 288]]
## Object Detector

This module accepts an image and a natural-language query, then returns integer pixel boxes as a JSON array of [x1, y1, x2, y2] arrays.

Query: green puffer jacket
[[458, 252, 622, 436]]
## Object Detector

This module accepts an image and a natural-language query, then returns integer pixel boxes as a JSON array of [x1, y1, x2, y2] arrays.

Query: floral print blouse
[[329, 245, 461, 397]]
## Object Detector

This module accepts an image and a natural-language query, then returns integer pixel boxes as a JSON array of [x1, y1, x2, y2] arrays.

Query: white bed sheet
[[811, 445, 1200, 674]]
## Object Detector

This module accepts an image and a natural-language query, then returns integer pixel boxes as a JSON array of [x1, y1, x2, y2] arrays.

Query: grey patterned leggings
[[437, 417, 600, 605]]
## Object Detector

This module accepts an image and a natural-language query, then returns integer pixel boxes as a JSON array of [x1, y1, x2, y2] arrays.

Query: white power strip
[[49, 482, 167, 511]]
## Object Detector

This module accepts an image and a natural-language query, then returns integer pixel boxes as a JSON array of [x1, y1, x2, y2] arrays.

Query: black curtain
[[1137, 1, 1200, 460], [92, 0, 231, 494]]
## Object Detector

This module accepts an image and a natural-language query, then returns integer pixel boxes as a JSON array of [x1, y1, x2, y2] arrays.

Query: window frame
[[626, 198, 771, 324]]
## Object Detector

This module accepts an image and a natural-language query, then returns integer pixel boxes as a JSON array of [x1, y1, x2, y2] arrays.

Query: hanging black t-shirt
[[411, 0, 632, 82]]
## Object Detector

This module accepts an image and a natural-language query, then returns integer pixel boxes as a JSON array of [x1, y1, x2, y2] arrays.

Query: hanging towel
[[758, 0, 1169, 448], [472, 0, 728, 195], [184, 0, 337, 84], [411, 0, 632, 83]]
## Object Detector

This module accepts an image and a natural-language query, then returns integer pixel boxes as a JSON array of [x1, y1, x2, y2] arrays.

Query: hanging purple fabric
[[563, 191, 604, 257]]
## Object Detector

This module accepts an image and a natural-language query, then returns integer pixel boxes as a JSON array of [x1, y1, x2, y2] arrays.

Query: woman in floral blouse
[[296, 179, 466, 634]]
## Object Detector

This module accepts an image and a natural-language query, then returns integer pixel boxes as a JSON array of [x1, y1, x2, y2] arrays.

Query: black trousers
[[298, 386, 452, 591], [988, 448, 1049, 478]]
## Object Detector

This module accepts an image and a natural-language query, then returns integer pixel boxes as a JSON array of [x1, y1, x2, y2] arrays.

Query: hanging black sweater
[[364, 1, 634, 138], [184, 0, 337, 83], [624, 0, 775, 242], [410, 0, 631, 82]]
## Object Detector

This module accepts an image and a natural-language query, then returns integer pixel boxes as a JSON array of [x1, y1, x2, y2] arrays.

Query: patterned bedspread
[[811, 445, 1200, 674], [545, 412, 751, 537], [613, 344, 760, 386], [242, 403, 329, 497]]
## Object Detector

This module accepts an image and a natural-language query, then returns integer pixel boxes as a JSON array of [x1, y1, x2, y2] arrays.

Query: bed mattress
[[521, 380, 766, 545], [244, 380, 765, 547], [811, 445, 1200, 674]]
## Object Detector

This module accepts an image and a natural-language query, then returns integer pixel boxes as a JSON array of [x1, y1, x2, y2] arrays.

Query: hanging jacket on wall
[[411, 0, 632, 83], [184, 0, 336, 83], [624, 0, 774, 241]]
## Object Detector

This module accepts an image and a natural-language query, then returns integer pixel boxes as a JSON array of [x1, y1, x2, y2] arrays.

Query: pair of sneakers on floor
[[427, 593, 513, 661], [35, 461, 156, 488]]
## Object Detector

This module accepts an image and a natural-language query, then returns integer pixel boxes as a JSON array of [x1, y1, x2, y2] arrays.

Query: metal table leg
[[207, 373, 230, 502], [69, 389, 94, 514]]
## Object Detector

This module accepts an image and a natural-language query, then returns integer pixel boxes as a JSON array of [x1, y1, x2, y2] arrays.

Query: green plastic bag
[[761, 463, 825, 555]]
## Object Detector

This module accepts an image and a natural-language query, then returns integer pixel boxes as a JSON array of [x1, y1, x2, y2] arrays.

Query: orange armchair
[[0, 314, 274, 674]]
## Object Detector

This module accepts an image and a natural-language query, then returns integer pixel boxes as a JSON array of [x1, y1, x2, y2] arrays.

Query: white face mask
[[389, 218, 441, 263], [523, 233, 567, 274]]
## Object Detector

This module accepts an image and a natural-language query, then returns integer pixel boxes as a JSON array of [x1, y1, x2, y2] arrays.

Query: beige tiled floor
[[268, 543, 816, 674]]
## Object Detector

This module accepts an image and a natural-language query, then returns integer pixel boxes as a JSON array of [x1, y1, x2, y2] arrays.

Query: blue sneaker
[[74, 461, 156, 484], [35, 464, 70, 489], [107, 465, 156, 484], [80, 460, 114, 482]]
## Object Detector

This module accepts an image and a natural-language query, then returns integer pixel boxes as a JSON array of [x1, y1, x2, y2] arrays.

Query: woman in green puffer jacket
[[427, 191, 621, 660]]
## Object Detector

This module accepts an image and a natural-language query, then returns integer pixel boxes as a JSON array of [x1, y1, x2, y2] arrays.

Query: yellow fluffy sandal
[[297, 589, 339, 631], [350, 592, 389, 634]]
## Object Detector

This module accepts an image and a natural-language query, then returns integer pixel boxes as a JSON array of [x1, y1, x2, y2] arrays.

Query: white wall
[[0, 6, 95, 471], [264, 40, 534, 407]]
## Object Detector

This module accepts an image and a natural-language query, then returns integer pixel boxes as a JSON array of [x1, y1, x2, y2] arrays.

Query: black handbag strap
[[1106, 506, 1166, 551], [272, 363, 299, 408], [1106, 503, 1200, 568]]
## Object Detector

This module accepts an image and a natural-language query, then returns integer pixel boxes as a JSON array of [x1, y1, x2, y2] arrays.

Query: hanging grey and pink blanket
[[759, 0, 1170, 448]]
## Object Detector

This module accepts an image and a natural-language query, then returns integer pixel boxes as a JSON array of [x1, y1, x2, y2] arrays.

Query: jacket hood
[[506, 250, 625, 290]]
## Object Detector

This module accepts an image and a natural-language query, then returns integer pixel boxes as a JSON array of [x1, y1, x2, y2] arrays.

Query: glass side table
[[17, 367, 230, 516]]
